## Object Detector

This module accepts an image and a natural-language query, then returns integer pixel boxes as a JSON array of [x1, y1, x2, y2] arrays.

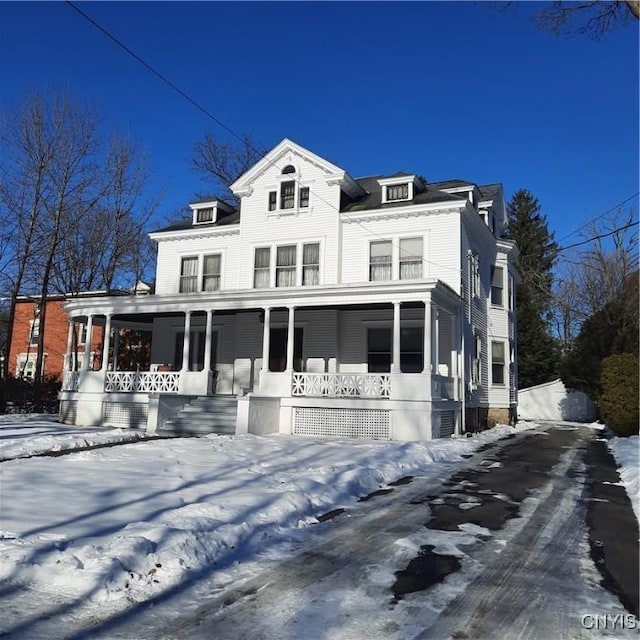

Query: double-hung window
[[276, 245, 297, 287], [254, 248, 271, 288], [399, 238, 423, 280], [370, 240, 392, 281], [202, 254, 221, 291], [280, 181, 295, 209], [491, 266, 504, 306], [179, 257, 198, 293], [491, 341, 505, 385], [302, 243, 320, 285]]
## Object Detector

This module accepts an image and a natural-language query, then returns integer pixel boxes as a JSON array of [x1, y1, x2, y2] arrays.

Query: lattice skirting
[[438, 410, 455, 438], [293, 407, 390, 440], [59, 400, 78, 425], [103, 402, 148, 429]]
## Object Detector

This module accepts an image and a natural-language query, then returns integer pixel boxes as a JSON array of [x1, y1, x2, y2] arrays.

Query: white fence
[[104, 371, 181, 393], [292, 373, 391, 398]]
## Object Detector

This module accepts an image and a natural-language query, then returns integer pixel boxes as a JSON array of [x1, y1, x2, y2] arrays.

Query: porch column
[[392, 301, 401, 373], [65, 321, 74, 371], [100, 314, 112, 371], [181, 311, 192, 372], [423, 300, 431, 374], [81, 315, 93, 371], [285, 306, 296, 372], [204, 310, 214, 371], [431, 304, 439, 374], [112, 327, 120, 371], [261, 307, 271, 372]]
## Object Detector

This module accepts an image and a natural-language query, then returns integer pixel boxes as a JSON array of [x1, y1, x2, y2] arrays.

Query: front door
[[269, 327, 303, 372]]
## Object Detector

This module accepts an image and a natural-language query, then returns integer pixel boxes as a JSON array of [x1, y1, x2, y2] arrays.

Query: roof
[[478, 183, 502, 200], [152, 210, 240, 234]]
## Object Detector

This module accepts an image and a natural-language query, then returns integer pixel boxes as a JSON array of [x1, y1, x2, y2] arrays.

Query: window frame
[[275, 245, 297, 288], [179, 256, 199, 293], [254, 247, 271, 289], [491, 341, 505, 386], [386, 183, 409, 202], [266, 165, 311, 213], [302, 242, 320, 286], [29, 319, 40, 346], [369, 240, 393, 282], [195, 207, 214, 223], [491, 265, 504, 307], [202, 253, 222, 292], [399, 237, 423, 280]]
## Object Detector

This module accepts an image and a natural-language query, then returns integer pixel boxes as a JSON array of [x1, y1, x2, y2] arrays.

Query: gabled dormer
[[189, 199, 236, 225], [377, 174, 424, 204]]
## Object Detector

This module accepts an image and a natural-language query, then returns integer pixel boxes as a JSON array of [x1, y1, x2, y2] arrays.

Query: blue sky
[[1, 1, 638, 244]]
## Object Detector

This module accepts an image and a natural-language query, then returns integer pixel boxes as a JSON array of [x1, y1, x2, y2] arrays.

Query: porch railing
[[105, 371, 181, 393], [62, 371, 80, 391], [292, 373, 391, 399]]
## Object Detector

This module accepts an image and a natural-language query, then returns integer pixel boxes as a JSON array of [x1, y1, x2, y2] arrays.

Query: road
[[2, 423, 637, 639]]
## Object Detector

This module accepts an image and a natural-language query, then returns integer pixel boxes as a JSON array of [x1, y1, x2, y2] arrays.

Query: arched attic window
[[268, 164, 309, 211]]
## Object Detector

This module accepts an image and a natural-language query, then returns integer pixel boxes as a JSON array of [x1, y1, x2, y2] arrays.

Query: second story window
[[254, 248, 271, 288], [370, 240, 392, 281], [491, 266, 504, 307], [180, 257, 198, 293], [302, 243, 320, 285], [276, 245, 297, 287], [399, 238, 423, 279], [202, 254, 221, 291]]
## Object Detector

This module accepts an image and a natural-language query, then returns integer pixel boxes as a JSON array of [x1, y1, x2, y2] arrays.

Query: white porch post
[[204, 310, 214, 371], [181, 311, 192, 372], [82, 315, 93, 371], [423, 300, 431, 374], [65, 322, 74, 371], [431, 304, 439, 374], [101, 314, 112, 371], [392, 301, 401, 374], [285, 306, 295, 372], [112, 327, 120, 371], [261, 307, 271, 372]]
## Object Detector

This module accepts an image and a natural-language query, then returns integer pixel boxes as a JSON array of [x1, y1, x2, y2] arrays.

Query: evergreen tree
[[506, 189, 560, 388]]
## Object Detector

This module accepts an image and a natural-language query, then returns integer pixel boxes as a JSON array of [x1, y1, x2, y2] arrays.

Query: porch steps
[[160, 396, 238, 437]]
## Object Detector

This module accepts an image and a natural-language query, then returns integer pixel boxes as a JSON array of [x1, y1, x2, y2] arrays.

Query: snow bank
[[0, 419, 531, 606], [608, 435, 639, 522]]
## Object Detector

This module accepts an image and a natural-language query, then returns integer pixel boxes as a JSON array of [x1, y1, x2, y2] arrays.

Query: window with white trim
[[179, 257, 199, 293], [370, 240, 392, 281], [267, 165, 311, 213], [302, 243, 320, 286], [280, 181, 295, 209], [276, 245, 297, 287], [399, 237, 423, 280], [508, 272, 514, 311], [29, 319, 40, 346], [195, 207, 214, 223], [472, 334, 481, 385], [491, 265, 504, 307], [491, 341, 505, 385], [470, 253, 480, 298], [254, 248, 271, 288], [386, 183, 409, 201], [202, 254, 221, 291]]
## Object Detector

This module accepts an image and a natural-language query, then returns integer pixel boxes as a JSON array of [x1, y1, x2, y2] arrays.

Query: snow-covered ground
[[608, 434, 639, 521], [0, 414, 637, 639], [0, 414, 530, 609]]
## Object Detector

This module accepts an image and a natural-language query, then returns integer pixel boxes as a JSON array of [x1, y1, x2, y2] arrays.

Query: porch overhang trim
[[63, 280, 461, 318]]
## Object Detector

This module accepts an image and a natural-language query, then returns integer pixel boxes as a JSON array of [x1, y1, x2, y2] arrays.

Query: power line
[[554, 220, 637, 254]]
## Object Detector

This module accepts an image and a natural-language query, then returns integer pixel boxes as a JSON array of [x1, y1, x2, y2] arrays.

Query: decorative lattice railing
[[105, 371, 180, 393], [62, 371, 80, 391], [292, 373, 391, 398]]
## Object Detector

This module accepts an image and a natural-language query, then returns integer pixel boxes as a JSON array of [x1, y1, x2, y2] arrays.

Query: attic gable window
[[267, 164, 310, 213]]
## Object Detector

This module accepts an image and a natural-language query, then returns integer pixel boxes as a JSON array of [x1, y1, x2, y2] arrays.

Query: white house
[[59, 139, 518, 440]]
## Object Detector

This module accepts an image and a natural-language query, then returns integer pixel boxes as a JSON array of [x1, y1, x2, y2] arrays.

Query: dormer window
[[196, 207, 214, 223], [387, 184, 409, 202]]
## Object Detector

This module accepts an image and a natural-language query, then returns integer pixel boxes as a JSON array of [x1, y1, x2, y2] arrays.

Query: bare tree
[[192, 133, 265, 203]]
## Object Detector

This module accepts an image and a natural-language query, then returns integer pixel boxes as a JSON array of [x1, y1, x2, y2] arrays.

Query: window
[[387, 184, 409, 201], [29, 319, 40, 346], [368, 328, 392, 373], [202, 254, 221, 291], [276, 245, 297, 287], [280, 181, 295, 209], [399, 238, 422, 280], [282, 165, 295, 174], [472, 334, 482, 385], [196, 207, 214, 223], [254, 248, 271, 288], [268, 191, 277, 211], [302, 243, 320, 286], [491, 341, 505, 385], [508, 273, 514, 311], [179, 257, 198, 293], [470, 254, 480, 297], [370, 240, 392, 281], [299, 187, 310, 208], [491, 266, 504, 306]]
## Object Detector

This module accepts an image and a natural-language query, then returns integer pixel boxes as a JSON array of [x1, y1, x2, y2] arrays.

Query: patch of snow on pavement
[[608, 434, 639, 522], [0, 415, 531, 608]]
